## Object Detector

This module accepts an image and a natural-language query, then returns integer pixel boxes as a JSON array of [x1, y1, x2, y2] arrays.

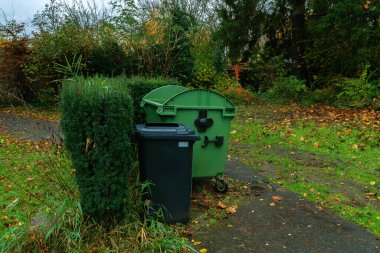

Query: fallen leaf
[[271, 196, 284, 201], [226, 205, 238, 214], [199, 249, 208, 253], [309, 188, 315, 193], [217, 201, 227, 209], [345, 129, 351, 135], [313, 142, 319, 148], [269, 202, 276, 206], [370, 181, 376, 186], [352, 144, 358, 149], [193, 241, 201, 246], [203, 198, 212, 204], [6, 138, 10, 146], [227, 224, 233, 228], [230, 130, 237, 134], [26, 178, 34, 182]]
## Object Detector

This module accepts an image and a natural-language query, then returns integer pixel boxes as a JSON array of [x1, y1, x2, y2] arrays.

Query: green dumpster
[[141, 85, 237, 192]]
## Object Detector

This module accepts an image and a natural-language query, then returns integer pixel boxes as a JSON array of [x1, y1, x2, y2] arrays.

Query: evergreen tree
[[215, 0, 267, 64], [169, 7, 195, 84], [305, 0, 380, 85]]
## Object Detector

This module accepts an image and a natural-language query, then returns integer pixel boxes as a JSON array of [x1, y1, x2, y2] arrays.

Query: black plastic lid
[[134, 123, 200, 141]]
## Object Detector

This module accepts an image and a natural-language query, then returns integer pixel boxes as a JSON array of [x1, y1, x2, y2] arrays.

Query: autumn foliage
[[0, 38, 29, 95]]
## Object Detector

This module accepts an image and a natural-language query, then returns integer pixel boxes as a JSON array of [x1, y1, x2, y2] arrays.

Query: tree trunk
[[291, 0, 307, 81]]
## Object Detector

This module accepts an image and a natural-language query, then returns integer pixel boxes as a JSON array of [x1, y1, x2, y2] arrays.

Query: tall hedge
[[61, 76, 133, 224], [127, 77, 181, 124]]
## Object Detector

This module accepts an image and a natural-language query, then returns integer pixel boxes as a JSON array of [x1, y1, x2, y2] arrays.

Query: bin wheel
[[215, 179, 228, 193]]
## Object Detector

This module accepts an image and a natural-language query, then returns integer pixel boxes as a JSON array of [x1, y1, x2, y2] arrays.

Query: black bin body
[[134, 123, 199, 223]]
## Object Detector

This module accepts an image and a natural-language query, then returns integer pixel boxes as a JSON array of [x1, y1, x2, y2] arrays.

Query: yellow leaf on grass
[[269, 202, 276, 206], [226, 205, 238, 214], [26, 178, 34, 182], [313, 142, 319, 148], [217, 201, 227, 209], [230, 130, 237, 134], [193, 241, 201, 246], [199, 249, 208, 253], [352, 144, 358, 149], [370, 181, 376, 186]]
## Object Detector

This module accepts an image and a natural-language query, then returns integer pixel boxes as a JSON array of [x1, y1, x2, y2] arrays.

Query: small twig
[[1, 174, 46, 204]]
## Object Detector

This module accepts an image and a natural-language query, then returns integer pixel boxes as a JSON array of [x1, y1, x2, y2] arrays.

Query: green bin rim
[[140, 85, 237, 116]]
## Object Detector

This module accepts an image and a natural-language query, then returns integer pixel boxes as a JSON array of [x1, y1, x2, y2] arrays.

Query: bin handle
[[201, 136, 224, 148], [223, 107, 237, 117]]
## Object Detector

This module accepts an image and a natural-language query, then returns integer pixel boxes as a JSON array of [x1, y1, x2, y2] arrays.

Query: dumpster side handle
[[223, 107, 237, 117]]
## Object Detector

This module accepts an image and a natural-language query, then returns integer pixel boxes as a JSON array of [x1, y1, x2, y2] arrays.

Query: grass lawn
[[229, 102, 380, 236]]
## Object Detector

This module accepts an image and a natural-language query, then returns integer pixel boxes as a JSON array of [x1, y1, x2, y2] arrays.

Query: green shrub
[[241, 55, 288, 92], [268, 76, 307, 101], [61, 76, 133, 224], [309, 86, 339, 104], [190, 64, 235, 93], [127, 77, 180, 124], [336, 65, 379, 108], [36, 87, 60, 106]]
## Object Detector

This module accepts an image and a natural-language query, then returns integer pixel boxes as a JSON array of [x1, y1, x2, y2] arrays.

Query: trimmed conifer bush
[[127, 77, 180, 123], [61, 76, 133, 224]]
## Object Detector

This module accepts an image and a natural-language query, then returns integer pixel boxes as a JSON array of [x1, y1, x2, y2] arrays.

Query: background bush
[[126, 76, 181, 124], [336, 65, 379, 108], [268, 76, 307, 102], [61, 76, 133, 224]]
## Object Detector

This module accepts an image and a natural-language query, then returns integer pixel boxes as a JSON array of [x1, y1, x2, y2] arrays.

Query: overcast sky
[[0, 0, 109, 23]]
